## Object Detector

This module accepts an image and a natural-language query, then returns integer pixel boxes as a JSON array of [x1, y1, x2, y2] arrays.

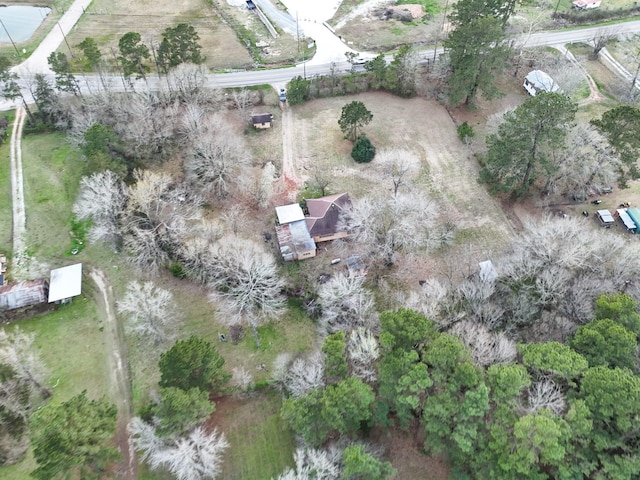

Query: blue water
[[0, 6, 51, 44]]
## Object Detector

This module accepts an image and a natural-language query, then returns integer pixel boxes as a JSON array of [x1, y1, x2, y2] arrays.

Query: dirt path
[[9, 107, 27, 275], [88, 267, 136, 480], [552, 45, 604, 105], [279, 105, 303, 200]]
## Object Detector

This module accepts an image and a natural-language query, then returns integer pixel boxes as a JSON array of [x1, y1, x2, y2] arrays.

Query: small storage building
[[0, 279, 48, 311], [625, 208, 640, 233], [524, 70, 561, 96], [596, 209, 615, 228], [48, 263, 82, 304], [615, 209, 637, 233], [251, 113, 273, 129], [572, 0, 601, 9]]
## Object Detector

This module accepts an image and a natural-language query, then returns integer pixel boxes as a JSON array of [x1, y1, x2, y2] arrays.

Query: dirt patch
[[383, 430, 449, 480]]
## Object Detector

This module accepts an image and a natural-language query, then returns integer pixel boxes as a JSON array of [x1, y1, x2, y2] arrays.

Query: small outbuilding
[[251, 113, 274, 129], [523, 70, 561, 96], [596, 209, 615, 228], [625, 208, 640, 233], [0, 279, 49, 311], [615, 209, 637, 233], [48, 263, 82, 304], [572, 0, 601, 9]]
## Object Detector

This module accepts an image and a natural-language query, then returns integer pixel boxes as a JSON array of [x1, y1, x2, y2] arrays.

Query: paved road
[[253, 0, 297, 35], [1, 14, 639, 109]]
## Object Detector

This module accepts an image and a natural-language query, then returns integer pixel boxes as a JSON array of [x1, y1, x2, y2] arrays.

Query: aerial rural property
[[0, 0, 640, 478]]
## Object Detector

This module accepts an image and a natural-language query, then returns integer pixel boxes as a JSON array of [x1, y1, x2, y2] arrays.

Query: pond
[[0, 5, 51, 44]]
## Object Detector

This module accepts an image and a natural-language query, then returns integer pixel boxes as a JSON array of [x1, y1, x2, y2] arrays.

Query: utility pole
[[0, 18, 19, 56], [433, 0, 449, 65]]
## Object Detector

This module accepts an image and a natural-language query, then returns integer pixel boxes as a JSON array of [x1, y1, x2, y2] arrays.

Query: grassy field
[[214, 392, 295, 480], [0, 295, 111, 479], [60, 0, 300, 71], [0, 112, 14, 262], [21, 132, 85, 261]]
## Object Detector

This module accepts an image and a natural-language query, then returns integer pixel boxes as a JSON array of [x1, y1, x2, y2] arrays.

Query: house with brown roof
[[275, 193, 352, 262], [251, 113, 274, 129], [305, 193, 352, 243]]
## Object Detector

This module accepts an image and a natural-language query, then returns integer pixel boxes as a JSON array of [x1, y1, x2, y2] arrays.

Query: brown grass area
[[62, 0, 252, 69], [62, 0, 301, 70], [336, 12, 445, 52], [288, 92, 514, 287], [383, 430, 450, 480]]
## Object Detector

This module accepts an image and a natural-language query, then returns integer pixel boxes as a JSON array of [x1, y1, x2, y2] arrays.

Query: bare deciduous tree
[[117, 281, 178, 344], [231, 366, 254, 393], [347, 328, 379, 382], [377, 149, 420, 197], [317, 272, 377, 335], [239, 162, 276, 208], [0, 328, 50, 400], [283, 352, 325, 398], [525, 378, 566, 416], [0, 329, 50, 464], [208, 239, 285, 347], [184, 118, 249, 199], [547, 126, 618, 199], [165, 63, 220, 105], [275, 447, 341, 480], [590, 28, 616, 60], [449, 320, 516, 367], [131, 417, 228, 480], [73, 170, 128, 246], [124, 170, 202, 272], [339, 193, 445, 267]]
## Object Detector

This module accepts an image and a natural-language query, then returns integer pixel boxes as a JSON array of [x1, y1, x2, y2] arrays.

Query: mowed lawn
[[0, 296, 111, 479], [21, 132, 85, 260], [0, 131, 110, 478], [0, 113, 14, 259], [213, 392, 295, 480]]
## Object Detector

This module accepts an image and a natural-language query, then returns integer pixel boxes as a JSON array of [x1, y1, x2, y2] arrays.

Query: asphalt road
[[3, 20, 640, 110]]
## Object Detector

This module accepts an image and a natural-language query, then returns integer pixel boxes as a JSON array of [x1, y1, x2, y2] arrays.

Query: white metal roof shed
[[524, 70, 561, 96], [48, 263, 82, 303], [276, 203, 305, 225]]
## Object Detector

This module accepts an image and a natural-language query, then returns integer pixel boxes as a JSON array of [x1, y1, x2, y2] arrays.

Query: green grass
[[219, 392, 295, 479], [0, 296, 110, 479], [21, 132, 85, 260], [0, 112, 14, 260], [397, 0, 441, 15]]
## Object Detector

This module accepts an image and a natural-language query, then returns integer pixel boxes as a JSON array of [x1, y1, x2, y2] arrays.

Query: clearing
[[287, 92, 514, 281]]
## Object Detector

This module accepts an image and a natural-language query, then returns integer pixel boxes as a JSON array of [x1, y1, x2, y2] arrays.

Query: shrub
[[457, 121, 474, 144], [351, 136, 376, 163], [286, 76, 311, 105]]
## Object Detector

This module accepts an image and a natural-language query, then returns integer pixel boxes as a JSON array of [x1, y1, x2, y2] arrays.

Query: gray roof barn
[[0, 279, 49, 311], [276, 220, 317, 261]]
